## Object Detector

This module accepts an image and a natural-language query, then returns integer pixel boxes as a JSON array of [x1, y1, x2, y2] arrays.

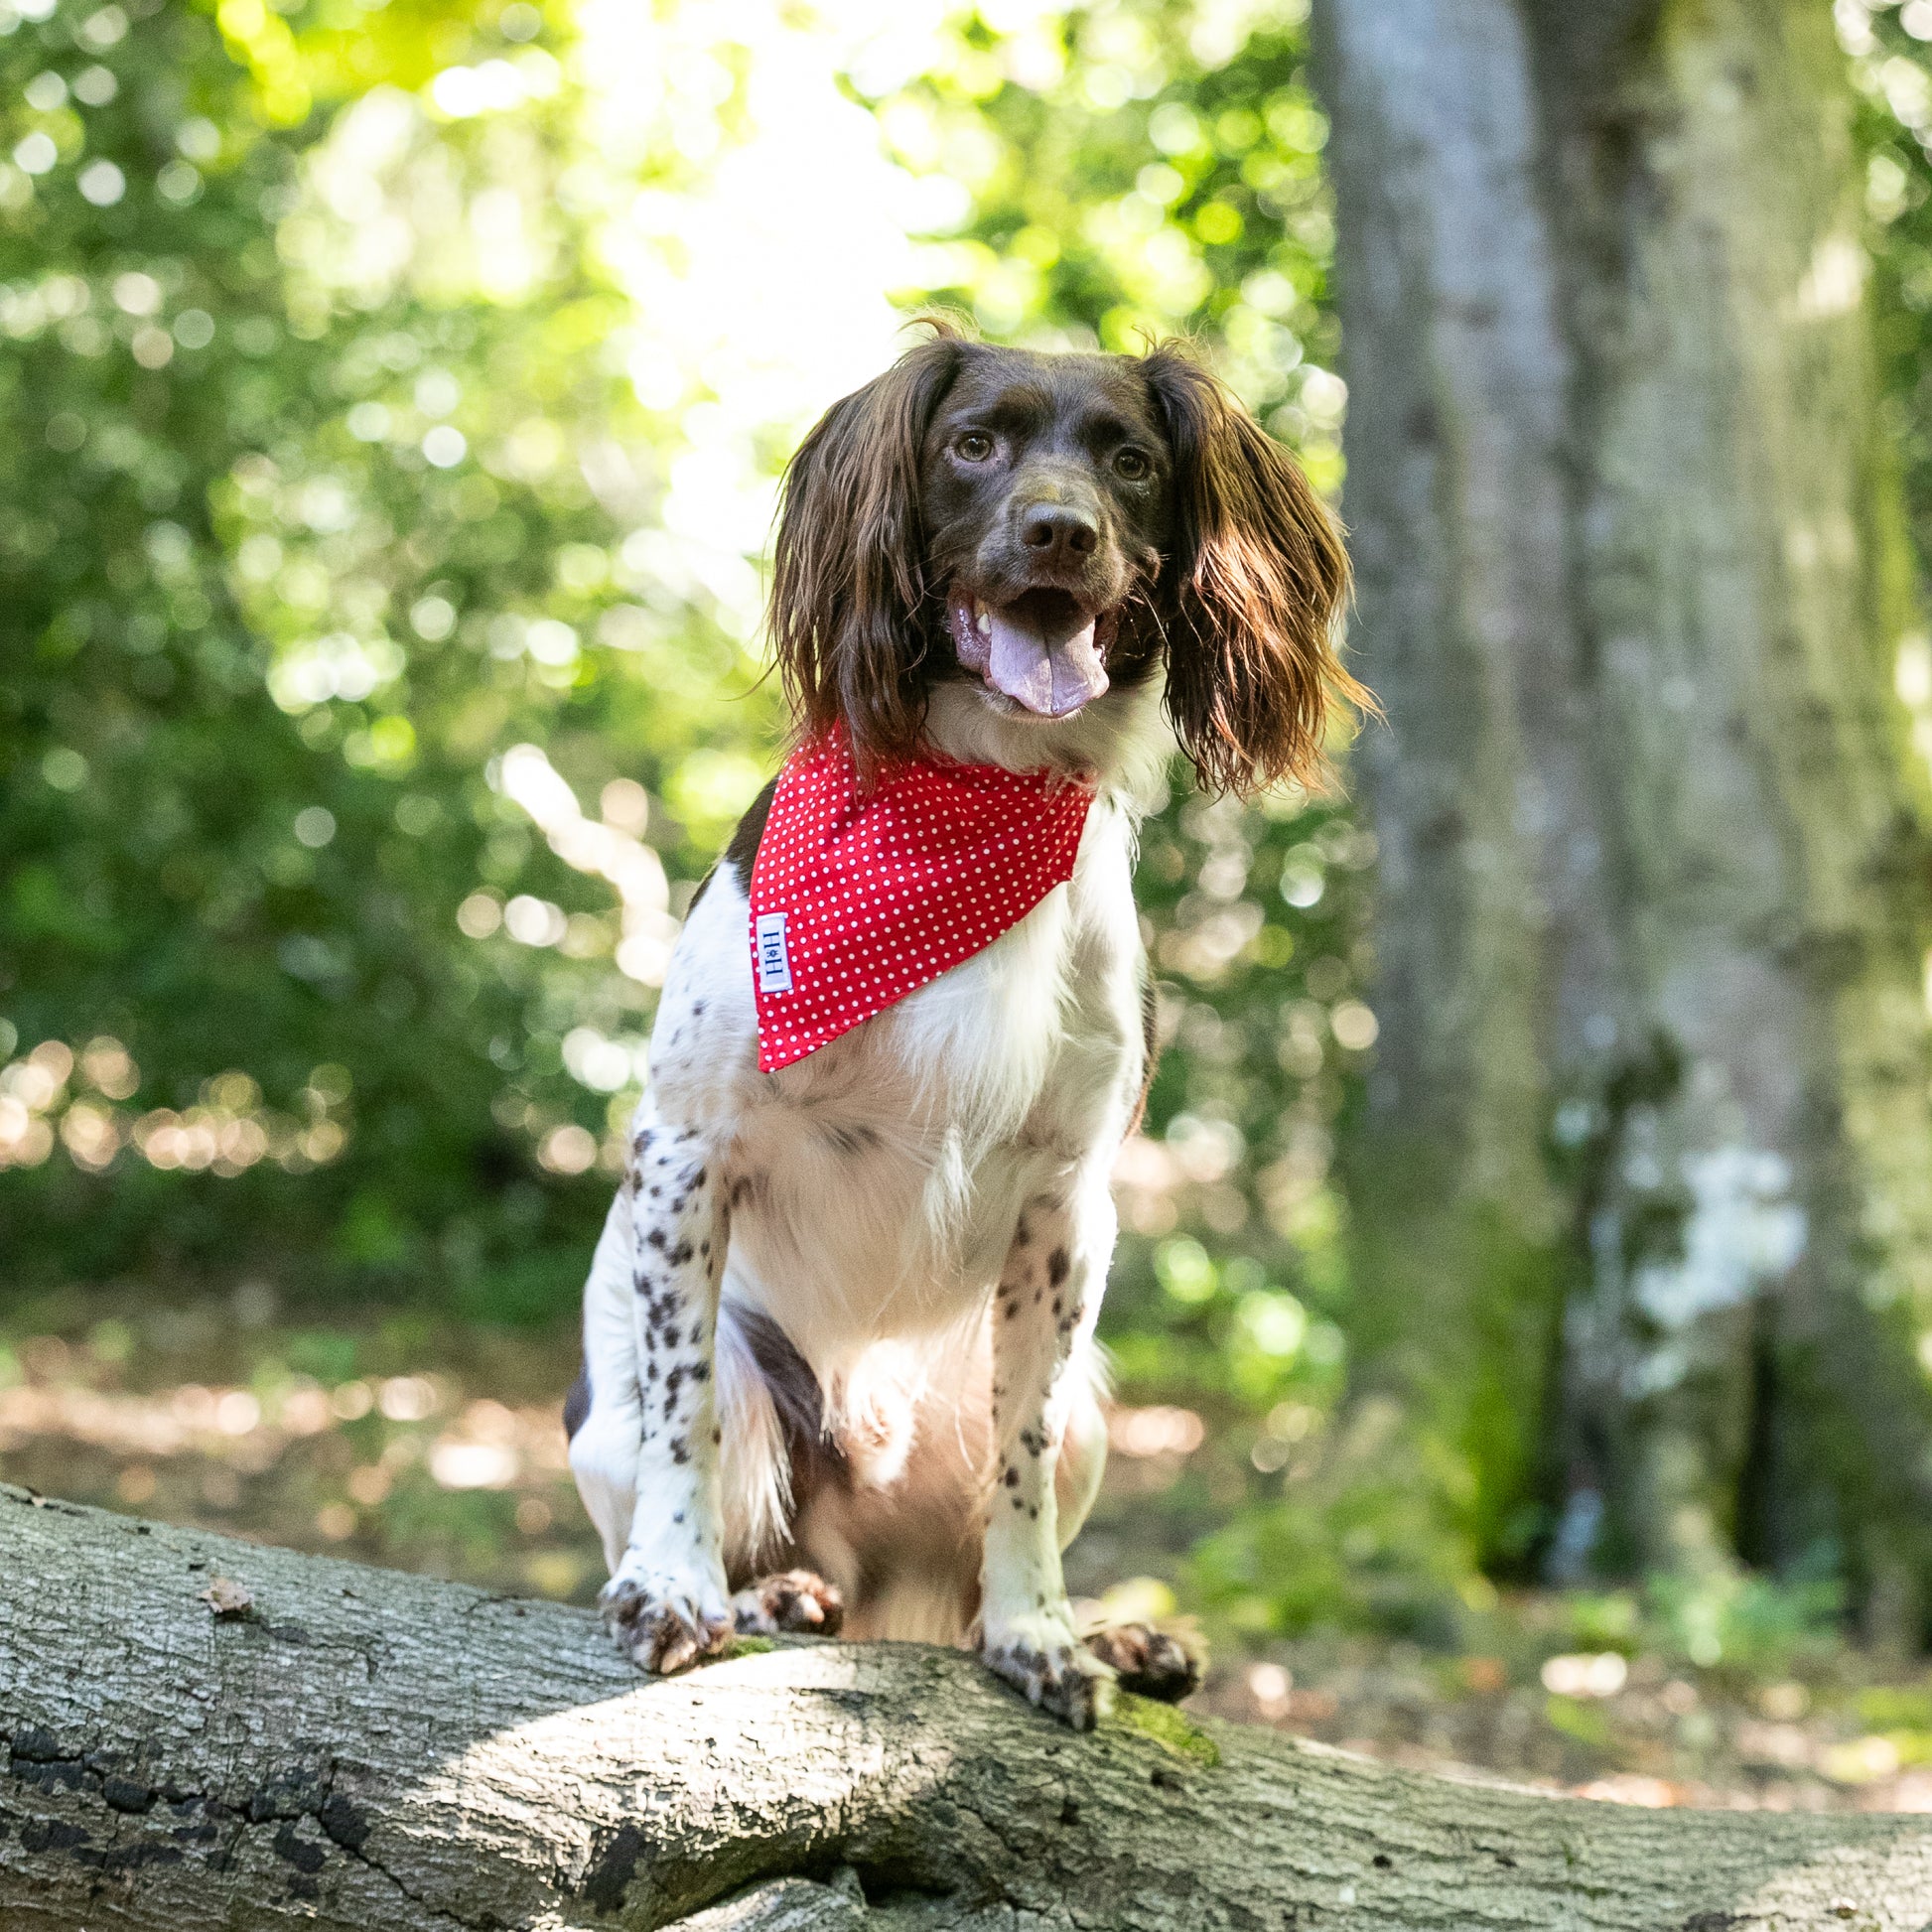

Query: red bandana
[[747, 731, 1096, 1072]]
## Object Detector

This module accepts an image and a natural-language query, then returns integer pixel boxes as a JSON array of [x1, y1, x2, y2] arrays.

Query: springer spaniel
[[566, 324, 1358, 1727]]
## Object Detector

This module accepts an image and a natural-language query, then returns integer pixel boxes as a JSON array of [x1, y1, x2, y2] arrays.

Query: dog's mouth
[[946, 586, 1118, 720]]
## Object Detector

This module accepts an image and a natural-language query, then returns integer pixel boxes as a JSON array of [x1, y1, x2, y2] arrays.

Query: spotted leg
[[599, 1109, 734, 1675], [981, 1175, 1118, 1729], [567, 1188, 646, 1573]]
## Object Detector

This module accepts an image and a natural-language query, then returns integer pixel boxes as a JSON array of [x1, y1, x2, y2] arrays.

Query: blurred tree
[[1315, 0, 1932, 1629]]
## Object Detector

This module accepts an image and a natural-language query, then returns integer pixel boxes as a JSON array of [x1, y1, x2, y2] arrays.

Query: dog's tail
[[713, 1298, 797, 1576]]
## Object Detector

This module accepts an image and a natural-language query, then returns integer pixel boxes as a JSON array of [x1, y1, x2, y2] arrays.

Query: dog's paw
[[601, 1561, 734, 1676], [733, 1570, 845, 1638], [1081, 1621, 1202, 1703], [982, 1610, 1117, 1730]]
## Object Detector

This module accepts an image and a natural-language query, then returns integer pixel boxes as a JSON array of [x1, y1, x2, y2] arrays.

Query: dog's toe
[[1082, 1621, 1202, 1703], [601, 1574, 733, 1675], [733, 1570, 845, 1637], [983, 1621, 1116, 1731]]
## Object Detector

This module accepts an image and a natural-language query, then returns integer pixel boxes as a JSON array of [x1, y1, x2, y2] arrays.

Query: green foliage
[[1856, 4, 1932, 554], [872, 0, 1342, 484], [0, 0, 778, 1314], [1187, 1393, 1478, 1642], [1643, 1567, 1846, 1681], [1847, 6, 1932, 825], [1549, 1567, 1845, 1683]]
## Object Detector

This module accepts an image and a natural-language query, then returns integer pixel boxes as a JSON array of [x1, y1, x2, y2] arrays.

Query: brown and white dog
[[566, 324, 1357, 1727]]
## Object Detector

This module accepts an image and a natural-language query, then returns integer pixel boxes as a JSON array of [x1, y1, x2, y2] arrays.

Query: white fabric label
[[755, 911, 792, 993]]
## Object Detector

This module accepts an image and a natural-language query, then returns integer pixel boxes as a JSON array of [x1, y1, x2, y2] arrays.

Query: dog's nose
[[1019, 501, 1099, 561]]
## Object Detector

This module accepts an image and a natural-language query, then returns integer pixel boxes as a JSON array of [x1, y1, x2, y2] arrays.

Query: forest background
[[11, 0, 1932, 1806]]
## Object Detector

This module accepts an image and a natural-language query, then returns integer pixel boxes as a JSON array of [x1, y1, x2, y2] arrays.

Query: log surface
[[3, 1484, 1931, 1929]]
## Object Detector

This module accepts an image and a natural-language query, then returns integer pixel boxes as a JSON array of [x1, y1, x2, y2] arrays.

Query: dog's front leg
[[599, 1110, 734, 1675], [981, 1176, 1117, 1729]]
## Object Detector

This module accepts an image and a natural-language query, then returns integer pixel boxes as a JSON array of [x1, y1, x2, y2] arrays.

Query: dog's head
[[768, 323, 1360, 792]]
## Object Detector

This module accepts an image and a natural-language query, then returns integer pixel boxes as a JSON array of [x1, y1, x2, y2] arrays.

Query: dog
[[566, 322, 1357, 1728]]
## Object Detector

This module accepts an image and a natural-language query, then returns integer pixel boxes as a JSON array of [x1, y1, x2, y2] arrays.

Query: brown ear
[[767, 328, 966, 779], [1142, 348, 1363, 796]]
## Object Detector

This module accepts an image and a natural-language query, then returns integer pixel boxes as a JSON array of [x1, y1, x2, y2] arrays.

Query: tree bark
[[6, 1487, 1932, 1930], [1313, 0, 1932, 1611]]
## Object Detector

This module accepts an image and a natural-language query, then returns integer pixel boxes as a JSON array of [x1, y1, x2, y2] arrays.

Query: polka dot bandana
[[749, 730, 1096, 1072]]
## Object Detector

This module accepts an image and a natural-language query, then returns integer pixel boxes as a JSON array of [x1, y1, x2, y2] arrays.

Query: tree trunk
[[5, 1488, 1932, 1931], [1313, 0, 1932, 1614]]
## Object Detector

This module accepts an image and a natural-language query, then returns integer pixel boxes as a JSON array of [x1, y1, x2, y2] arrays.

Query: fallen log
[[2, 1482, 1930, 1929]]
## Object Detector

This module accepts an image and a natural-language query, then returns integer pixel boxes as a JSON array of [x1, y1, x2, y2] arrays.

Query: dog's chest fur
[[645, 781, 1148, 1378]]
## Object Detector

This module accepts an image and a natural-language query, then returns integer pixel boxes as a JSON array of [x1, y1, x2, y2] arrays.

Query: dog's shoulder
[[648, 824, 760, 1129]]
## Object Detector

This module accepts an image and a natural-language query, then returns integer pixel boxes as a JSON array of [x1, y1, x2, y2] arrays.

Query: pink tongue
[[981, 607, 1109, 718]]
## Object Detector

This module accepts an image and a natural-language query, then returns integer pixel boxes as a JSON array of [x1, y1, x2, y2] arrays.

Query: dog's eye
[[1114, 448, 1150, 481], [956, 431, 994, 462]]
